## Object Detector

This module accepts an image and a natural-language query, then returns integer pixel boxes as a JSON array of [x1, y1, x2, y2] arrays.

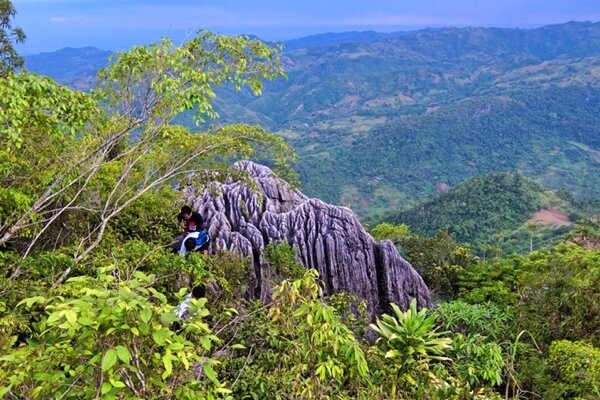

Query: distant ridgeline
[[25, 47, 112, 90], [26, 21, 600, 215]]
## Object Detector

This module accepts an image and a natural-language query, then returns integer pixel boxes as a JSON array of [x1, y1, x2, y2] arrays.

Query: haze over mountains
[[25, 21, 600, 217]]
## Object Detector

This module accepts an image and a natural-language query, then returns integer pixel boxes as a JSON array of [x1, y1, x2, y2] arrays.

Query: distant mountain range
[[25, 47, 111, 90], [25, 22, 600, 216]]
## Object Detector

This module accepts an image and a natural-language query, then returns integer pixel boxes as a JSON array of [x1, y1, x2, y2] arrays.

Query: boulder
[[187, 161, 431, 314]]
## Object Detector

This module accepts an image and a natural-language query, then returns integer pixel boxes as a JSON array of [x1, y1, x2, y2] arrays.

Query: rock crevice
[[188, 161, 431, 314]]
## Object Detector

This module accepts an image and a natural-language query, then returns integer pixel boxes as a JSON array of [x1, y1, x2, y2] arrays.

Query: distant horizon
[[12, 0, 600, 54], [19, 20, 600, 56]]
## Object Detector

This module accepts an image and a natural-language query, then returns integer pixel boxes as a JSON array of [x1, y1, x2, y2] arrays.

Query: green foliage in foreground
[[1, 246, 507, 400], [546, 340, 600, 399], [1, 208, 598, 399], [370, 300, 452, 395], [0, 268, 225, 399], [373, 221, 600, 399]]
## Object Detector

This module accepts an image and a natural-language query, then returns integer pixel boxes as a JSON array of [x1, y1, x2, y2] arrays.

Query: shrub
[[545, 340, 600, 399], [0, 268, 226, 399]]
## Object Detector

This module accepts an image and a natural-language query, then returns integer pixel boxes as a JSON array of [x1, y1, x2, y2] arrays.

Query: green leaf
[[168, 342, 184, 351], [162, 354, 173, 379], [140, 308, 152, 323], [115, 346, 131, 364], [199, 336, 211, 351], [47, 311, 61, 324], [17, 296, 46, 308], [203, 363, 219, 385], [139, 322, 149, 335], [315, 364, 326, 380], [160, 311, 177, 325], [102, 349, 118, 371], [64, 310, 77, 325], [32, 386, 44, 398], [109, 378, 125, 388], [152, 329, 168, 345], [385, 349, 400, 358], [101, 382, 112, 395]]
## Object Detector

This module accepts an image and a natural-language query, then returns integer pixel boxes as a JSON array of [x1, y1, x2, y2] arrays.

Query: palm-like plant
[[370, 299, 452, 391]]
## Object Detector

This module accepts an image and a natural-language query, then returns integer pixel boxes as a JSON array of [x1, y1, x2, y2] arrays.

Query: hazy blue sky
[[12, 0, 600, 54]]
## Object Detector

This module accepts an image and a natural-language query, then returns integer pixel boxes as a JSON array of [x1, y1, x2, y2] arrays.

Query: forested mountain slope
[[373, 171, 600, 253], [377, 173, 547, 244], [305, 85, 600, 214], [25, 22, 600, 214]]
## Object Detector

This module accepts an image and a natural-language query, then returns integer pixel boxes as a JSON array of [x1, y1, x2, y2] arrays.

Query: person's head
[[191, 285, 206, 299], [184, 237, 196, 252], [180, 205, 192, 219]]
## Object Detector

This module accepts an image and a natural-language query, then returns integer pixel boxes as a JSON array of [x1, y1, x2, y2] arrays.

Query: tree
[[0, 32, 293, 284], [400, 230, 475, 299], [568, 219, 600, 248], [0, 73, 98, 249], [370, 222, 410, 243], [0, 0, 25, 76], [525, 222, 542, 253]]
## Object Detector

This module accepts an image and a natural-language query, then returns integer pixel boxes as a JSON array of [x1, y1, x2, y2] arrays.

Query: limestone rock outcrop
[[187, 161, 431, 314]]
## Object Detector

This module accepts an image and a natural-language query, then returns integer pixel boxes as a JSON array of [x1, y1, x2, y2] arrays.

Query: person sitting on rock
[[178, 230, 210, 257], [171, 205, 204, 252], [177, 205, 204, 234]]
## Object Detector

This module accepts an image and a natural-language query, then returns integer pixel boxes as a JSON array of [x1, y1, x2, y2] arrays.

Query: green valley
[[25, 22, 600, 217]]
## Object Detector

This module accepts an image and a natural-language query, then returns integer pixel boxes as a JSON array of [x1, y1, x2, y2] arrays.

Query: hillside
[[373, 172, 600, 254], [378, 172, 545, 242], [5, 25, 600, 400], [25, 47, 111, 90], [306, 85, 600, 214], [25, 22, 600, 215]]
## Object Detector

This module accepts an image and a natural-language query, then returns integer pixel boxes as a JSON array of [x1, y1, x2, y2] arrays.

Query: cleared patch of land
[[528, 208, 573, 228]]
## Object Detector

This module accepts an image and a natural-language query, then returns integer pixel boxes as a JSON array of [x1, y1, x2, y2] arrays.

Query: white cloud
[[49, 16, 69, 23]]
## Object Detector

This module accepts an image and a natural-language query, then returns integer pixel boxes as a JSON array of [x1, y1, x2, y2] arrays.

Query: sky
[[12, 0, 600, 54]]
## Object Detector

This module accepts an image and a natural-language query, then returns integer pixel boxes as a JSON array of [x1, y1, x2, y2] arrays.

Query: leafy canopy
[[0, 0, 25, 76], [0, 32, 293, 280]]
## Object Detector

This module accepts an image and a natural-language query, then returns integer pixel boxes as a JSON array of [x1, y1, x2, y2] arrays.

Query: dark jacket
[[177, 211, 204, 233]]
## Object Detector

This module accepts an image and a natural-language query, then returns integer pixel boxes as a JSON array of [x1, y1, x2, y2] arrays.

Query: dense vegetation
[[2, 4, 600, 398], [375, 173, 544, 244], [369, 221, 600, 398], [3, 196, 599, 399], [369, 172, 599, 254]]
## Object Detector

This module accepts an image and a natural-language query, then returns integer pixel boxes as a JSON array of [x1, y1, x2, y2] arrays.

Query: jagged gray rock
[[187, 161, 431, 314]]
